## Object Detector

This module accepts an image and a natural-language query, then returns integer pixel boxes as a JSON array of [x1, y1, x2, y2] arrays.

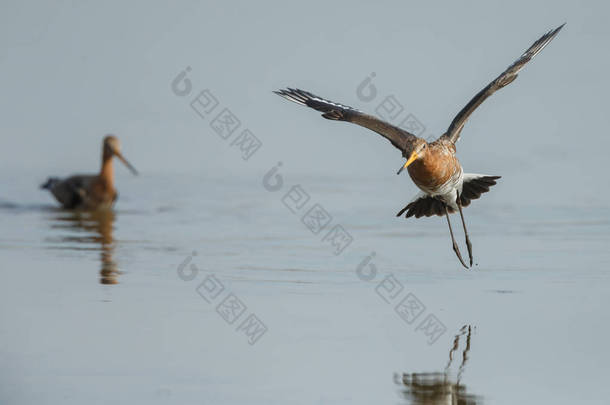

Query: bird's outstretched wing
[[274, 88, 417, 154], [443, 23, 564, 144]]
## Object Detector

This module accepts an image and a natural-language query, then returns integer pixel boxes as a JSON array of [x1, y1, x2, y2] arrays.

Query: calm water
[[1, 171, 609, 404]]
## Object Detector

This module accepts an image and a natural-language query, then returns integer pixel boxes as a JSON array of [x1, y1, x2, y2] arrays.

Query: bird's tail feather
[[396, 175, 501, 218], [40, 177, 59, 190]]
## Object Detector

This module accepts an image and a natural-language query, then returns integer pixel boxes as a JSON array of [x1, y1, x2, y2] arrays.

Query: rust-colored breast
[[87, 178, 117, 209], [407, 142, 460, 192]]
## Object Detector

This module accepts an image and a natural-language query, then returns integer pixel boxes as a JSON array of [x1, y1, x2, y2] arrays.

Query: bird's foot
[[465, 238, 473, 267], [452, 242, 469, 269]]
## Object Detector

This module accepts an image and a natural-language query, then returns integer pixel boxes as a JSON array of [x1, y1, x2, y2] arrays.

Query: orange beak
[[396, 152, 418, 175], [114, 150, 138, 175]]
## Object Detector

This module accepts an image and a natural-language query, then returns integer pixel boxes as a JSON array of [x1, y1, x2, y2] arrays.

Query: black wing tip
[[539, 23, 565, 41], [274, 87, 315, 102], [274, 88, 294, 97], [540, 23, 566, 47], [274, 87, 359, 119], [274, 87, 310, 106], [526, 23, 565, 57], [274, 87, 312, 96], [548, 23, 566, 39]]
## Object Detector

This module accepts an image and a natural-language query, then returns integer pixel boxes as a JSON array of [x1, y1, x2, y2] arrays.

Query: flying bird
[[41, 135, 138, 210], [275, 24, 564, 268]]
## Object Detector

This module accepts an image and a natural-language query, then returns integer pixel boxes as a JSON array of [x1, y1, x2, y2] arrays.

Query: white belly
[[413, 167, 464, 210]]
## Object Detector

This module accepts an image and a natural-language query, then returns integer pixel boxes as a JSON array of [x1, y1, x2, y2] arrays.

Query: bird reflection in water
[[49, 209, 120, 284], [395, 325, 482, 404]]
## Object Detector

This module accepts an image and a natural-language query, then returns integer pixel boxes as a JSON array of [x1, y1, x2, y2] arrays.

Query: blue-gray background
[[1, 1, 609, 404], [2, 1, 607, 206]]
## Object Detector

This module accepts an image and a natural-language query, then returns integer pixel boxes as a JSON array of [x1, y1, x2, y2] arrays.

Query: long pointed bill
[[114, 151, 138, 175], [396, 152, 418, 175]]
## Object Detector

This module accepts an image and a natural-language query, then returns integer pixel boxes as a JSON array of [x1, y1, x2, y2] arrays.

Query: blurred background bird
[[41, 135, 138, 210]]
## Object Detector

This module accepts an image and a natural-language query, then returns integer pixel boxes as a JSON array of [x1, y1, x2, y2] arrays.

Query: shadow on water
[[395, 325, 483, 404], [46, 209, 120, 285]]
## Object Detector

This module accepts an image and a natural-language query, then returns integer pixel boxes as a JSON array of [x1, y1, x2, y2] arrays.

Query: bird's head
[[397, 138, 428, 175], [103, 135, 138, 175]]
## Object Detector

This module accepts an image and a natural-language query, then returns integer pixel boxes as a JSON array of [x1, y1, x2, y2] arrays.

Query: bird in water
[[275, 24, 563, 268], [41, 135, 138, 210]]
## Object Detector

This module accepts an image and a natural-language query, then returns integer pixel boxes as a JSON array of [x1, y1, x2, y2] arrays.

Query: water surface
[[1, 172, 609, 404]]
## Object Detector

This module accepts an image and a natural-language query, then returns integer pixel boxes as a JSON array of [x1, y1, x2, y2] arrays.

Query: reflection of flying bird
[[396, 325, 480, 404], [275, 24, 564, 268], [41, 135, 138, 210]]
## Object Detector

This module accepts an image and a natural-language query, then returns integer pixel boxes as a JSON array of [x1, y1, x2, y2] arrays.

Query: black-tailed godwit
[[41, 135, 138, 210], [275, 24, 564, 268]]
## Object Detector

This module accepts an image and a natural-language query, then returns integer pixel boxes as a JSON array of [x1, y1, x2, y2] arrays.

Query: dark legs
[[456, 193, 474, 266], [445, 325, 470, 373], [397, 192, 473, 268], [457, 325, 472, 384], [443, 325, 473, 386], [444, 204, 468, 269]]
